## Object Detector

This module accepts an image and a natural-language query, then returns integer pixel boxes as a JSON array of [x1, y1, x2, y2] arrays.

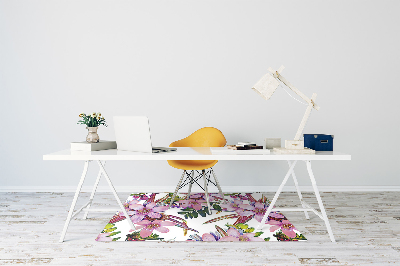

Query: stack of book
[[70, 140, 117, 151]]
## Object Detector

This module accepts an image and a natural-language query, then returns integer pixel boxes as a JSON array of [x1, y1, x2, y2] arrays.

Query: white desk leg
[[83, 161, 106, 219], [306, 160, 335, 242], [59, 160, 90, 242], [288, 160, 309, 220], [202, 170, 212, 215], [257, 160, 298, 230], [96, 160, 136, 231]]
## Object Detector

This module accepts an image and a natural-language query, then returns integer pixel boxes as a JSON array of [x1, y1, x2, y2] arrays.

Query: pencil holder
[[265, 138, 281, 149]]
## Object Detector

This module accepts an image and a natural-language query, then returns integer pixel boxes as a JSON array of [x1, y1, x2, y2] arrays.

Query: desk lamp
[[252, 66, 319, 154]]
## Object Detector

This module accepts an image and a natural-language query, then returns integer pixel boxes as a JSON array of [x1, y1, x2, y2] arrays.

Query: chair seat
[[167, 160, 218, 170], [168, 127, 225, 171]]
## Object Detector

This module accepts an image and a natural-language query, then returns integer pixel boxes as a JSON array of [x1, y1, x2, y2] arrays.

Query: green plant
[[77, 112, 107, 127], [178, 206, 209, 219]]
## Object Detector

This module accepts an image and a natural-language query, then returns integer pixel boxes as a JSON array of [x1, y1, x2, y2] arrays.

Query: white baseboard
[[1, 186, 400, 193]]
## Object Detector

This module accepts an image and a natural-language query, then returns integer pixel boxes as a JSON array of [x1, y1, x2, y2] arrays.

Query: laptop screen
[[113, 116, 153, 153]]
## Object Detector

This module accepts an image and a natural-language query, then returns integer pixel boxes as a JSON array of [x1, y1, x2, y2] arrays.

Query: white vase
[[86, 127, 99, 143]]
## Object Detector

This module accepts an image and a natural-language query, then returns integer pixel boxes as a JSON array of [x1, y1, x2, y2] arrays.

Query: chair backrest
[[169, 127, 226, 148]]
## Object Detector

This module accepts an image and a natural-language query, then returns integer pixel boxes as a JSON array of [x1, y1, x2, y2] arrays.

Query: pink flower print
[[236, 209, 255, 217], [125, 199, 140, 209], [206, 193, 223, 202], [95, 232, 113, 241], [201, 233, 218, 241], [235, 203, 257, 216], [267, 220, 297, 238], [188, 193, 224, 203], [237, 202, 268, 223], [128, 199, 142, 210], [235, 202, 282, 223], [129, 202, 169, 223], [268, 212, 285, 220], [131, 194, 150, 201], [188, 193, 204, 200], [109, 212, 127, 224], [178, 199, 206, 211], [229, 194, 249, 201], [220, 200, 251, 212], [252, 202, 268, 223], [219, 228, 264, 242], [135, 220, 176, 238]]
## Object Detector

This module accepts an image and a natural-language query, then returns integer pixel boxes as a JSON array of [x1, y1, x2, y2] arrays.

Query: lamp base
[[285, 140, 304, 149], [273, 147, 315, 154]]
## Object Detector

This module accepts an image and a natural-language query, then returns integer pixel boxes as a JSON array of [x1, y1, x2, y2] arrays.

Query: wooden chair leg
[[187, 170, 194, 198], [202, 169, 212, 215], [171, 170, 186, 205], [211, 168, 225, 202]]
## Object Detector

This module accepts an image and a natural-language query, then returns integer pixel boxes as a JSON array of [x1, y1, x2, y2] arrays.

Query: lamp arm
[[273, 72, 320, 111], [264, 66, 320, 141], [294, 93, 317, 140]]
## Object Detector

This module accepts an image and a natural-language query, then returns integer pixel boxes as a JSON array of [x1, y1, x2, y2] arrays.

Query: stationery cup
[[265, 138, 281, 149]]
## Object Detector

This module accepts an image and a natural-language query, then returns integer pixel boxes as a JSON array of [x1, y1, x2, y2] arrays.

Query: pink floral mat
[[96, 192, 306, 242]]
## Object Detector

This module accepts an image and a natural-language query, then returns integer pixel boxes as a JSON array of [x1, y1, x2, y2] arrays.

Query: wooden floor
[[0, 191, 399, 265]]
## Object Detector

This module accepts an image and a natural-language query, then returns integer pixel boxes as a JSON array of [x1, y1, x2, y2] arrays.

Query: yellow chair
[[168, 127, 226, 212]]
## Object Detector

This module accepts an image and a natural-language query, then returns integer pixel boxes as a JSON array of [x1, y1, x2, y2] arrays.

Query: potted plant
[[77, 112, 107, 143]]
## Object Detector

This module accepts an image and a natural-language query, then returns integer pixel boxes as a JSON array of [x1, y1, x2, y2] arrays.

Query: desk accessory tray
[[273, 147, 315, 154], [211, 147, 270, 155]]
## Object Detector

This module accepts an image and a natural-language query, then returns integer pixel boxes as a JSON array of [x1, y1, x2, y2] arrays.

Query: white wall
[[1, 0, 399, 190]]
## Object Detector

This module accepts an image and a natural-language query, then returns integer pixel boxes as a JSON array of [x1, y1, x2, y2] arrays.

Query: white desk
[[43, 147, 351, 242]]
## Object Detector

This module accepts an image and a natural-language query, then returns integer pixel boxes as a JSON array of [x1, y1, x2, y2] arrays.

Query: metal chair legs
[[187, 170, 194, 198], [211, 169, 225, 201], [171, 170, 186, 205], [202, 170, 212, 214], [171, 168, 225, 212]]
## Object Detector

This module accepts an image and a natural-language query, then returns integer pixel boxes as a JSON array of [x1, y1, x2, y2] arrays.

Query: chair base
[[170, 168, 225, 214]]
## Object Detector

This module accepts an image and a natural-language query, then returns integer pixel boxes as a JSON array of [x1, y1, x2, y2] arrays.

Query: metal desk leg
[[96, 160, 136, 231], [83, 161, 105, 219], [306, 160, 335, 242], [257, 160, 298, 230], [59, 161, 90, 242], [288, 160, 310, 220]]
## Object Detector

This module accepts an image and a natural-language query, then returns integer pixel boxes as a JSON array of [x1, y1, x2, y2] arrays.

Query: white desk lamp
[[252, 66, 319, 154]]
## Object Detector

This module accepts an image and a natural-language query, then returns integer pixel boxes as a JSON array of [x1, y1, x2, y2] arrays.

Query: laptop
[[113, 116, 177, 153]]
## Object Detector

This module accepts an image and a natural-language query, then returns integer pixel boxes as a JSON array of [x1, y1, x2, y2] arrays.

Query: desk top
[[43, 147, 351, 161]]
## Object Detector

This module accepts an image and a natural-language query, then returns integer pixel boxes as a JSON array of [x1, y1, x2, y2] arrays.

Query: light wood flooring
[[0, 191, 399, 265]]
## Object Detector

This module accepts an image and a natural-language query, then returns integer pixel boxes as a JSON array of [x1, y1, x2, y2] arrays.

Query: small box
[[265, 138, 281, 149], [285, 140, 304, 150], [304, 134, 334, 151]]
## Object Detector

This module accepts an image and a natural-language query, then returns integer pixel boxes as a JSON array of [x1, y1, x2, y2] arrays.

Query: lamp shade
[[251, 73, 280, 101]]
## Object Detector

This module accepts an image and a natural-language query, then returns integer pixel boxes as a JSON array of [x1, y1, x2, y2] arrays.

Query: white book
[[70, 140, 117, 151]]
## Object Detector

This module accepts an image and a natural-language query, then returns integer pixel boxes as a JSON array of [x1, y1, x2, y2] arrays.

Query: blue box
[[304, 134, 334, 151]]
